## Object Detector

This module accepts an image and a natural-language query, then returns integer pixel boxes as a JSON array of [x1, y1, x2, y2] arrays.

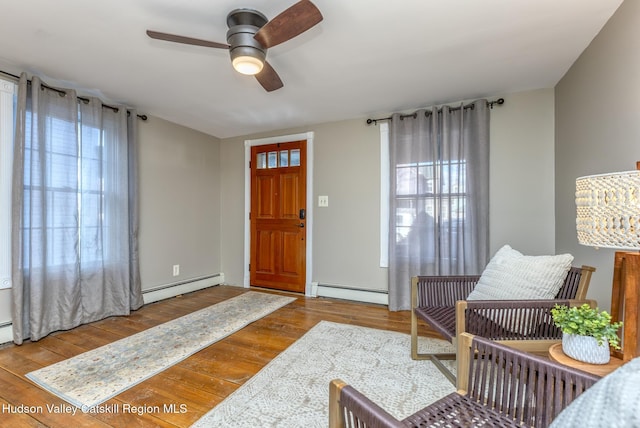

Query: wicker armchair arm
[[457, 299, 597, 341], [412, 275, 480, 308], [462, 333, 600, 427], [329, 379, 404, 428]]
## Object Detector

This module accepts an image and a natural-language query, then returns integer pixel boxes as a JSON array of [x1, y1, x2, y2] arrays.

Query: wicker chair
[[411, 265, 596, 384], [329, 333, 600, 428]]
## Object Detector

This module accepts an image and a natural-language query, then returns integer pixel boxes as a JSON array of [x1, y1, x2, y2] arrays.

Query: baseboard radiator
[[0, 321, 12, 345], [312, 282, 389, 306], [0, 273, 226, 345], [142, 273, 225, 304]]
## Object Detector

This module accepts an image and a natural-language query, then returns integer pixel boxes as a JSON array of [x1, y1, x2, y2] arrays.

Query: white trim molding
[[244, 131, 315, 296], [379, 122, 390, 268], [0, 78, 16, 290]]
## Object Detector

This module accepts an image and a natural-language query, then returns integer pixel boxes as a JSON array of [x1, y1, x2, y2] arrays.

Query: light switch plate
[[318, 195, 329, 207]]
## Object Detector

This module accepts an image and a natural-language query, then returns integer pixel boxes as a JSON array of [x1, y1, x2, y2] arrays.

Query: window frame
[[380, 121, 471, 268], [380, 122, 389, 268], [0, 77, 15, 289]]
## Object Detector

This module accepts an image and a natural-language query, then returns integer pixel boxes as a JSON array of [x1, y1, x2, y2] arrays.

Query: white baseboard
[[315, 283, 388, 306], [142, 273, 225, 304]]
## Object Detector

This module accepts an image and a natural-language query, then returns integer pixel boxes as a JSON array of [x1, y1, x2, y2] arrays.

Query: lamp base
[[611, 251, 640, 362]]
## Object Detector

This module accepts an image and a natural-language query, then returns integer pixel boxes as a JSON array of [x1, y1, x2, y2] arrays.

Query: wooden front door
[[250, 140, 306, 292]]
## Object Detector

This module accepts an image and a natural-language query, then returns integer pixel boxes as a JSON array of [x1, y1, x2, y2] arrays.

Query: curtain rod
[[0, 69, 148, 121], [366, 98, 504, 125]]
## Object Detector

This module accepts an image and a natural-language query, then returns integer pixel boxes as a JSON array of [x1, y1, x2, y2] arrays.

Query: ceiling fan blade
[[253, 0, 323, 49], [255, 61, 284, 92], [146, 30, 229, 49]]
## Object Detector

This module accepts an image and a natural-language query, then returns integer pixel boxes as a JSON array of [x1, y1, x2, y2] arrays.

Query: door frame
[[243, 131, 314, 295]]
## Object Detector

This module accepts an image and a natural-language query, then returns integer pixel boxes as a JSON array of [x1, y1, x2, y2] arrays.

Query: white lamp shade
[[576, 170, 640, 250]]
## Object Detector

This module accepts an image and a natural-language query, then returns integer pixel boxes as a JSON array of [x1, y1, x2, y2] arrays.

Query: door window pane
[[256, 152, 266, 169], [290, 149, 300, 167], [280, 150, 289, 167], [268, 151, 278, 168]]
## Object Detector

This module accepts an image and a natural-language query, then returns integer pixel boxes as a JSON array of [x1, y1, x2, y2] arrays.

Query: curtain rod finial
[[489, 98, 505, 109]]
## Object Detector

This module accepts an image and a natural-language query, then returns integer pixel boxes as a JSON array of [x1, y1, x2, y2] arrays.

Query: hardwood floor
[[0, 285, 440, 427]]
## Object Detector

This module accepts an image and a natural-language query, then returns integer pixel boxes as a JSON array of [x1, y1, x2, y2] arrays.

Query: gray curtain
[[11, 73, 143, 344], [388, 100, 490, 311]]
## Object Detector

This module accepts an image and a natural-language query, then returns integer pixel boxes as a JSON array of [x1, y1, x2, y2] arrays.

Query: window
[[384, 126, 468, 266], [21, 111, 121, 269], [22, 113, 78, 268], [256, 148, 301, 169], [0, 77, 15, 289], [394, 160, 467, 232], [13, 89, 130, 273], [393, 159, 467, 261]]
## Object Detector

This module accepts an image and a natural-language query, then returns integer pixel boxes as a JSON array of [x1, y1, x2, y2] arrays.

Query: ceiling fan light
[[232, 55, 264, 75]]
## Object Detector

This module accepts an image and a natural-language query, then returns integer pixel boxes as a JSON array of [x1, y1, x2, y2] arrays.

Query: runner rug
[[192, 320, 456, 427], [26, 291, 295, 410]]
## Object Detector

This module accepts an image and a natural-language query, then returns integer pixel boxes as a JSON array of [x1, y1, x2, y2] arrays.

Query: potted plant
[[551, 303, 622, 364]]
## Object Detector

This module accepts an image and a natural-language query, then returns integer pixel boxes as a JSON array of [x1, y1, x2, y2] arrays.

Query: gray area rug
[[26, 291, 295, 409], [192, 320, 456, 427]]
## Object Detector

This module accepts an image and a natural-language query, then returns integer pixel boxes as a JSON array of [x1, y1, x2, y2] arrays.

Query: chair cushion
[[549, 356, 640, 427], [467, 245, 573, 301]]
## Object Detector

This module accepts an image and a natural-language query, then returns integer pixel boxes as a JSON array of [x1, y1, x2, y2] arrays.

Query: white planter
[[562, 333, 610, 364]]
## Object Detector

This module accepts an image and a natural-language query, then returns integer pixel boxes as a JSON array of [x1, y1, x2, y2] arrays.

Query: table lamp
[[576, 163, 640, 362]]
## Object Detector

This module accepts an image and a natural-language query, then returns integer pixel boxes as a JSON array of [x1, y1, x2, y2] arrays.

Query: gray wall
[[138, 116, 222, 290], [220, 88, 558, 293], [490, 89, 557, 255], [555, 0, 640, 310]]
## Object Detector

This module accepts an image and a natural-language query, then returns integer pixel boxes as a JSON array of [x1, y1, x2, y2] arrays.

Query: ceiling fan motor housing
[[227, 25, 266, 63], [226, 9, 268, 67]]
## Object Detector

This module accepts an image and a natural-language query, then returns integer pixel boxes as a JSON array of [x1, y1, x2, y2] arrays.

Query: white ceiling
[[0, 0, 623, 139]]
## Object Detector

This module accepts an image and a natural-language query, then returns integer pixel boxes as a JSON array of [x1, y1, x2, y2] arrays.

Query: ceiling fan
[[146, 0, 323, 92]]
